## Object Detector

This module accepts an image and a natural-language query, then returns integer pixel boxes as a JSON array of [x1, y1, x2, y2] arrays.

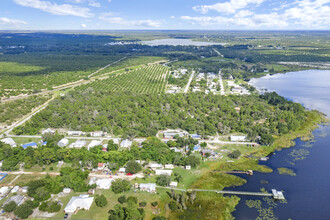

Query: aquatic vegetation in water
[[277, 167, 296, 176], [302, 142, 313, 148], [260, 180, 269, 184], [245, 200, 278, 220], [288, 149, 310, 161]]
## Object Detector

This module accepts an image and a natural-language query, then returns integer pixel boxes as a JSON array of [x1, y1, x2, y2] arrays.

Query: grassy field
[[79, 64, 169, 94]]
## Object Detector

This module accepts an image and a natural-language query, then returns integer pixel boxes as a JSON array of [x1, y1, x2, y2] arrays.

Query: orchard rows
[[79, 64, 169, 94]]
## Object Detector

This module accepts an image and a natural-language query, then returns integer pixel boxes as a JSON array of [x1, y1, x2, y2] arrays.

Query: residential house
[[90, 131, 104, 137], [0, 186, 10, 196], [230, 135, 247, 142], [139, 183, 156, 193], [87, 140, 102, 150], [165, 164, 174, 169], [57, 138, 69, 147], [155, 170, 172, 176], [64, 195, 94, 213], [69, 140, 86, 148], [42, 128, 55, 135], [149, 163, 163, 170], [118, 167, 126, 173], [120, 139, 132, 148], [22, 142, 37, 149], [1, 138, 17, 147], [3, 195, 25, 206], [97, 163, 105, 170], [89, 178, 112, 189], [67, 131, 85, 136]]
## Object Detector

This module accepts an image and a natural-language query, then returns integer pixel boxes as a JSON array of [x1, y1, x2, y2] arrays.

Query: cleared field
[[93, 56, 165, 76], [80, 64, 169, 94]]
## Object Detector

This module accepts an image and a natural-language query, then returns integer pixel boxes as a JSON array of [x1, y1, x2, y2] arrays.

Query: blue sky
[[1, 0, 330, 30]]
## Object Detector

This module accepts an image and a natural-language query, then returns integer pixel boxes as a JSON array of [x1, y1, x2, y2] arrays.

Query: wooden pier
[[156, 186, 285, 200]]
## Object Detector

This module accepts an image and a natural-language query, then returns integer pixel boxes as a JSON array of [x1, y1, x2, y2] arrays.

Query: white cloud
[[193, 0, 265, 14], [88, 0, 101, 7], [283, 0, 330, 27], [99, 13, 161, 27], [81, 23, 87, 28], [181, 12, 288, 28], [13, 0, 93, 17], [0, 17, 27, 25]]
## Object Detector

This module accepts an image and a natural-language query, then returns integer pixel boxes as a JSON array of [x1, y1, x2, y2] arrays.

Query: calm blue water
[[229, 70, 330, 220], [250, 70, 330, 117]]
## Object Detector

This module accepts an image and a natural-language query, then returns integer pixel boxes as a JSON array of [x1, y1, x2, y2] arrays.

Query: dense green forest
[[14, 91, 306, 142]]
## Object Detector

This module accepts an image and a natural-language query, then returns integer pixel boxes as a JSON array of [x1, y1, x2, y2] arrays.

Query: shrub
[[168, 201, 177, 211], [127, 196, 138, 204], [111, 179, 131, 194], [125, 160, 142, 174], [3, 201, 17, 213], [228, 150, 241, 159], [156, 174, 171, 186], [153, 217, 166, 220], [95, 195, 108, 207], [14, 202, 33, 219], [139, 201, 147, 207], [151, 201, 158, 207], [118, 195, 127, 204]]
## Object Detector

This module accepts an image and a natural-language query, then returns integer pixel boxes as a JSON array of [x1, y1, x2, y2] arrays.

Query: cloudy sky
[[1, 0, 330, 30]]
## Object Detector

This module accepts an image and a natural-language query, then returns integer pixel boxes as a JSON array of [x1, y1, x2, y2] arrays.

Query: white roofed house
[[89, 178, 112, 189], [69, 140, 86, 148], [1, 138, 17, 147], [0, 186, 10, 196], [90, 131, 104, 137], [165, 164, 174, 169], [230, 135, 247, 142], [64, 195, 94, 213], [57, 138, 69, 147], [155, 169, 172, 176], [149, 163, 163, 170], [42, 128, 55, 135], [88, 140, 102, 150], [68, 131, 85, 136], [118, 167, 126, 173], [120, 139, 132, 148], [139, 183, 156, 193], [169, 182, 178, 188]]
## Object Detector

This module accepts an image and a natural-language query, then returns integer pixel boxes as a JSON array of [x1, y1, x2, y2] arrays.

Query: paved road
[[2, 96, 56, 136], [213, 48, 224, 57], [184, 71, 195, 93], [218, 69, 225, 95], [88, 57, 127, 78]]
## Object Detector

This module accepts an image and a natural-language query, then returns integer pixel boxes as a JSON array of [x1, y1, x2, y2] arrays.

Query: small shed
[[118, 167, 126, 173], [63, 188, 71, 193], [169, 182, 178, 188], [185, 166, 191, 170]]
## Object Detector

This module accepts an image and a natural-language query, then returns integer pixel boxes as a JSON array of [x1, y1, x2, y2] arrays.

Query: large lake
[[142, 38, 226, 46], [249, 70, 330, 117], [229, 70, 330, 219]]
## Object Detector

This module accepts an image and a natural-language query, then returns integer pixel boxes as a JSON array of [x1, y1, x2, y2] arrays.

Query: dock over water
[[156, 186, 285, 200]]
